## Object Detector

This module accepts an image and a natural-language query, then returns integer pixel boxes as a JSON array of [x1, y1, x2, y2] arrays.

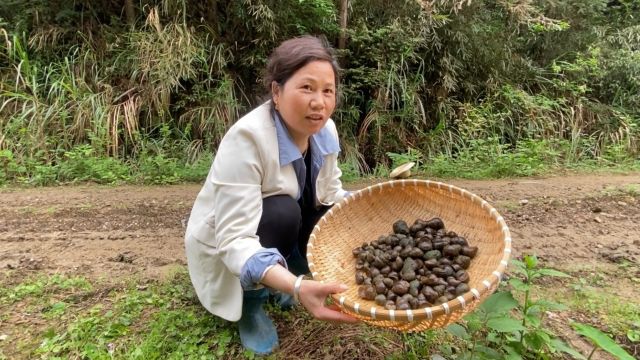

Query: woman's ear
[[271, 81, 280, 104]]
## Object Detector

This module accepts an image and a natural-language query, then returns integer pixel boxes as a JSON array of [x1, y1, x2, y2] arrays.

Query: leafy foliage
[[572, 323, 635, 360], [1, 0, 639, 184], [442, 255, 590, 359]]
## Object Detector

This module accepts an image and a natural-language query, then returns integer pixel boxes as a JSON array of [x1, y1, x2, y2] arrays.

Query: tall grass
[[1, 0, 639, 185], [0, 5, 242, 184]]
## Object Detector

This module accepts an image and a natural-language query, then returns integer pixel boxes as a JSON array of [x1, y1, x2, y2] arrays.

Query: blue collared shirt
[[240, 110, 340, 290]]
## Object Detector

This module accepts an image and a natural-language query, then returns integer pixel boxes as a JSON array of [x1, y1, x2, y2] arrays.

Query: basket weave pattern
[[307, 180, 512, 332]]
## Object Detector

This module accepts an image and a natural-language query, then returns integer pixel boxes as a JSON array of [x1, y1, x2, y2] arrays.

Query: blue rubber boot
[[238, 288, 278, 355], [272, 291, 295, 310]]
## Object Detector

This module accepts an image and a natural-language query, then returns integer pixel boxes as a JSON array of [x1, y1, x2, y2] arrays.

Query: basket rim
[[306, 179, 512, 323]]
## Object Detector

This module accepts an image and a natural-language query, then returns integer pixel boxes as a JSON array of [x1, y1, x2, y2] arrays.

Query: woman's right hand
[[297, 280, 358, 323]]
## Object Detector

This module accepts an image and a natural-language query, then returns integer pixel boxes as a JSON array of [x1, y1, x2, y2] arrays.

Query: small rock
[[596, 244, 603, 249], [519, 199, 529, 205], [0, 334, 7, 341], [617, 201, 627, 206], [606, 252, 626, 263], [110, 252, 135, 264], [591, 207, 602, 213], [594, 216, 603, 223]]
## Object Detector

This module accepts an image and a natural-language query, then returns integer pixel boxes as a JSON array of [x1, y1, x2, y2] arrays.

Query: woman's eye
[[302, 85, 312, 91], [324, 88, 334, 94]]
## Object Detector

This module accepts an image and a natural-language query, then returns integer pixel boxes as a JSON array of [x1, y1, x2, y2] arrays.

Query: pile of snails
[[352, 218, 478, 310]]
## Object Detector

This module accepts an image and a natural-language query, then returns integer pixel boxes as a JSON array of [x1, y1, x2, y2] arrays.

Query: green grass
[[3, 135, 639, 186], [3, 264, 637, 359], [0, 273, 92, 305], [340, 138, 640, 181], [600, 184, 640, 197], [0, 146, 214, 186], [1, 269, 449, 359], [567, 281, 640, 337], [2, 270, 636, 359], [387, 331, 452, 359], [30, 272, 240, 360]]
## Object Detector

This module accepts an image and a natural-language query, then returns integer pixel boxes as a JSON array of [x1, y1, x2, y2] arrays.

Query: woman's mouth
[[306, 114, 324, 121]]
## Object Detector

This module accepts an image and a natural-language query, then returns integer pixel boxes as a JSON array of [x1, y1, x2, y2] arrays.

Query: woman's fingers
[[319, 282, 349, 296], [314, 306, 359, 323], [299, 281, 358, 323]]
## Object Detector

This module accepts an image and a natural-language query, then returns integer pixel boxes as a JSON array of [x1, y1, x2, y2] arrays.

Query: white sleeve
[[211, 126, 265, 276]]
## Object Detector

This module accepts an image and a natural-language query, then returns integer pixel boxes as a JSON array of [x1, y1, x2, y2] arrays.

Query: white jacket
[[184, 101, 347, 321]]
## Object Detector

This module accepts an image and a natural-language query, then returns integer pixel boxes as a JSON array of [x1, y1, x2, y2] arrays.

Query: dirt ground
[[1, 172, 639, 357]]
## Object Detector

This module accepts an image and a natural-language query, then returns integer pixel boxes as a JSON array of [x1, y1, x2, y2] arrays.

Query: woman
[[184, 36, 356, 355]]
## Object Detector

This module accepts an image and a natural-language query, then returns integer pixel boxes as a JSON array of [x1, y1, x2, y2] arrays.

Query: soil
[[1, 173, 639, 358]]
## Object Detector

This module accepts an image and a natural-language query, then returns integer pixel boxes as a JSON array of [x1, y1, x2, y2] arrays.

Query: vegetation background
[[1, 0, 639, 186]]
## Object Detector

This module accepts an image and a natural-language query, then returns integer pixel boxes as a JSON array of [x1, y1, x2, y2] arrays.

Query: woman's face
[[272, 60, 336, 145]]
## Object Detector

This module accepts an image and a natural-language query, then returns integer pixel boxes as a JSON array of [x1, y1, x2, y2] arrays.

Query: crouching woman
[[184, 36, 356, 355]]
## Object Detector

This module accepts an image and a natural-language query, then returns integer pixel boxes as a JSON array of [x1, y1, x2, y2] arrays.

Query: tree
[[338, 0, 348, 49]]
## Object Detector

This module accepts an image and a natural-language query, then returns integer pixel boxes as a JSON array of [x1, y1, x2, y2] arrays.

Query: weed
[[572, 323, 635, 360], [443, 255, 584, 359]]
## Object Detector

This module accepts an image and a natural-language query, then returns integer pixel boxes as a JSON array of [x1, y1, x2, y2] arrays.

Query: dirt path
[[2, 173, 638, 282], [1, 172, 639, 358]]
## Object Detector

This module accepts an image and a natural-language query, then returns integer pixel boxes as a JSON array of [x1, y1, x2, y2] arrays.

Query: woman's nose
[[310, 92, 324, 109]]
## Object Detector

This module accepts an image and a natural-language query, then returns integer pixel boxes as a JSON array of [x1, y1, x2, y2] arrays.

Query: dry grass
[[273, 309, 405, 359]]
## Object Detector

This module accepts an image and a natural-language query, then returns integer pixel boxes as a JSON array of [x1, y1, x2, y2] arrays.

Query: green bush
[[57, 145, 131, 184], [1, 0, 639, 184]]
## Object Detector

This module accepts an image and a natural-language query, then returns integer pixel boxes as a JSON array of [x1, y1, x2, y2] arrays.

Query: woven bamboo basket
[[306, 179, 512, 332]]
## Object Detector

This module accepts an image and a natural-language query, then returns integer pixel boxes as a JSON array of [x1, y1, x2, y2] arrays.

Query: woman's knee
[[257, 195, 301, 256], [262, 195, 301, 227]]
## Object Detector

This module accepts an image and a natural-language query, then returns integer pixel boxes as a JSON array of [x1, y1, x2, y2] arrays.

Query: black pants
[[256, 195, 330, 274]]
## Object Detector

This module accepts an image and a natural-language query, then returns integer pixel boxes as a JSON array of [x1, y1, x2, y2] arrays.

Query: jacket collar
[[273, 109, 340, 166]]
